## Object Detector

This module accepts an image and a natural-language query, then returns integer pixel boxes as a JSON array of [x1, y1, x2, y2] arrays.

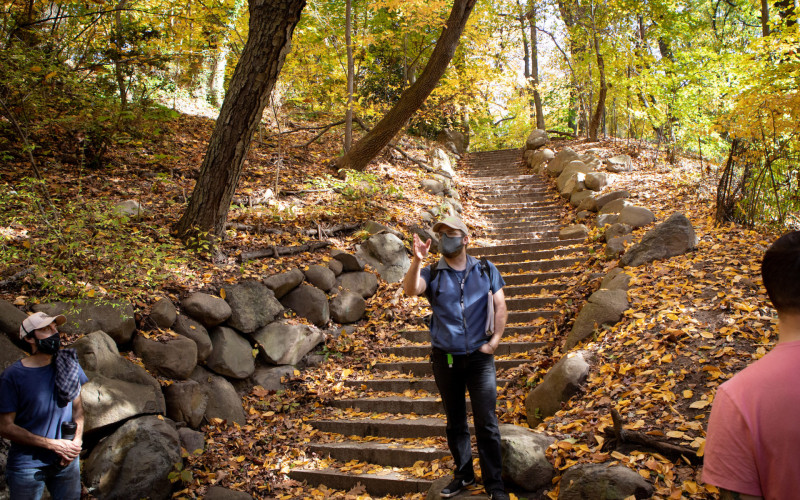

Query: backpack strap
[[428, 261, 440, 308], [480, 257, 495, 292]]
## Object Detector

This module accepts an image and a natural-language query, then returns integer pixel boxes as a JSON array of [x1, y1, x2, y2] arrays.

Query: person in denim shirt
[[403, 216, 509, 500]]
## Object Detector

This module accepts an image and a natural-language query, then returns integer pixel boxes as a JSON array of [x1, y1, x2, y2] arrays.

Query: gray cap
[[432, 216, 468, 236]]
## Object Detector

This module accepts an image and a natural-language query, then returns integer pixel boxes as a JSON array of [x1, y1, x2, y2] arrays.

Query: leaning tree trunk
[[335, 0, 478, 172], [175, 0, 306, 241]]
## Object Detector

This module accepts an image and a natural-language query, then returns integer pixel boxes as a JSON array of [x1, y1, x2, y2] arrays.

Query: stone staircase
[[289, 148, 587, 498]]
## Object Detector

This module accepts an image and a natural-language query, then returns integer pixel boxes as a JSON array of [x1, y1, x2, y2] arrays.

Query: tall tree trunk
[[175, 0, 306, 241], [335, 0, 478, 172], [112, 0, 129, 110], [587, 4, 606, 142], [344, 0, 354, 152], [761, 0, 770, 36], [527, 1, 545, 129], [206, 0, 246, 107]]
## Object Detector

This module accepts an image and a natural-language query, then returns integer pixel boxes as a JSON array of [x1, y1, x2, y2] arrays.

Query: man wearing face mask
[[0, 312, 88, 500], [403, 216, 509, 500]]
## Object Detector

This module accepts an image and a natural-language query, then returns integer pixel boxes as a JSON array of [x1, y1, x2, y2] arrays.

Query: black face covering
[[35, 333, 61, 355], [440, 234, 465, 258]]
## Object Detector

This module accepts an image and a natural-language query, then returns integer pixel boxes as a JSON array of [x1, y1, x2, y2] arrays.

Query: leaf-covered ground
[[0, 109, 782, 499]]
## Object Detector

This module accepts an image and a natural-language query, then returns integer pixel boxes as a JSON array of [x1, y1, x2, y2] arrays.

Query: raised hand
[[412, 233, 432, 261]]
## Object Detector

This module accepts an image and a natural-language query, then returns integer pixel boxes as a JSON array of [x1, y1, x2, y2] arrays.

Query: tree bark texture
[[344, 0, 354, 152], [335, 0, 478, 172], [527, 2, 545, 130], [175, 0, 306, 240]]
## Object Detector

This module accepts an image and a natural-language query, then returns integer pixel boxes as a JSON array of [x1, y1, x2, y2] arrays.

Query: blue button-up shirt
[[421, 254, 505, 355]]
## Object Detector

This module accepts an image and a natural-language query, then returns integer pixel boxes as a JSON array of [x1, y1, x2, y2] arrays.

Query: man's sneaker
[[488, 490, 510, 500], [440, 477, 475, 498]]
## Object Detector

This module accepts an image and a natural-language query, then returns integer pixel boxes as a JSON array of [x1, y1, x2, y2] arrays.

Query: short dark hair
[[761, 231, 800, 314]]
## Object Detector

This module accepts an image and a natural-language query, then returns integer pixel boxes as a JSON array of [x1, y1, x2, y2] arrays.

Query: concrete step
[[373, 358, 530, 377], [309, 416, 454, 438], [329, 396, 456, 415], [483, 247, 584, 264], [471, 239, 584, 256], [398, 327, 551, 343], [504, 283, 569, 296], [344, 377, 512, 393], [503, 271, 577, 285], [306, 441, 449, 467], [381, 341, 548, 358], [495, 256, 584, 274], [289, 468, 434, 497]]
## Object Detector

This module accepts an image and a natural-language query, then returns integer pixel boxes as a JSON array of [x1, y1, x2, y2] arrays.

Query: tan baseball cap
[[432, 216, 469, 236], [19, 311, 66, 339]]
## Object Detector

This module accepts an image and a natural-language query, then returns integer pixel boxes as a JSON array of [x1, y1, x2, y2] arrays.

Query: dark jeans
[[5, 458, 81, 500], [431, 347, 504, 493]]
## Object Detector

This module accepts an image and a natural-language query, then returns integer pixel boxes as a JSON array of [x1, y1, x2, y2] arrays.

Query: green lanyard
[[447, 353, 453, 368]]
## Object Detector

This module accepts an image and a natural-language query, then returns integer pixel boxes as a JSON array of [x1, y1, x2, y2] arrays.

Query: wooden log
[[607, 408, 702, 464], [237, 241, 331, 262]]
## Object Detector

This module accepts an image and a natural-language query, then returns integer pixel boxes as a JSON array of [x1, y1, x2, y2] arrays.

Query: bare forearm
[[402, 257, 425, 296], [72, 394, 84, 443], [0, 422, 53, 451]]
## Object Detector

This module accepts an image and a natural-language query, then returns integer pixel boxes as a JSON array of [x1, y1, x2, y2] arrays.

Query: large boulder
[[601, 268, 632, 291], [558, 463, 654, 500], [253, 365, 296, 392], [173, 314, 213, 363], [0, 299, 27, 349], [328, 259, 344, 276], [559, 224, 589, 241], [437, 129, 467, 155], [529, 148, 555, 174], [305, 265, 337, 292], [500, 424, 556, 490], [576, 195, 598, 213], [621, 213, 698, 268], [595, 190, 630, 211], [71, 331, 165, 432], [525, 351, 591, 426], [206, 326, 256, 379], [604, 154, 633, 173], [420, 178, 445, 195], [584, 172, 608, 191], [150, 298, 177, 329], [133, 334, 197, 380], [356, 233, 411, 283], [181, 292, 231, 328], [264, 269, 304, 299], [606, 235, 635, 259], [253, 321, 325, 366], [330, 290, 367, 324], [430, 147, 454, 175], [33, 300, 136, 344], [84, 415, 181, 500], [597, 213, 619, 228], [617, 205, 656, 229], [564, 289, 630, 349], [178, 427, 205, 455], [556, 161, 593, 192], [223, 281, 282, 333], [604, 223, 632, 242], [598, 198, 632, 216], [0, 334, 25, 371], [280, 284, 330, 327], [569, 190, 594, 208], [337, 271, 379, 298], [164, 380, 208, 429], [546, 148, 579, 176], [331, 249, 366, 272], [189, 366, 246, 425], [525, 129, 549, 150]]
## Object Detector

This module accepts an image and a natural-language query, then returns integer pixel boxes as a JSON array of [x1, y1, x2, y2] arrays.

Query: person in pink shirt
[[702, 230, 800, 500]]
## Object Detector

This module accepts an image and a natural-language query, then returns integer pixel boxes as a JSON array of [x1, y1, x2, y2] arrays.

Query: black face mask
[[440, 234, 465, 258], [35, 333, 61, 355]]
